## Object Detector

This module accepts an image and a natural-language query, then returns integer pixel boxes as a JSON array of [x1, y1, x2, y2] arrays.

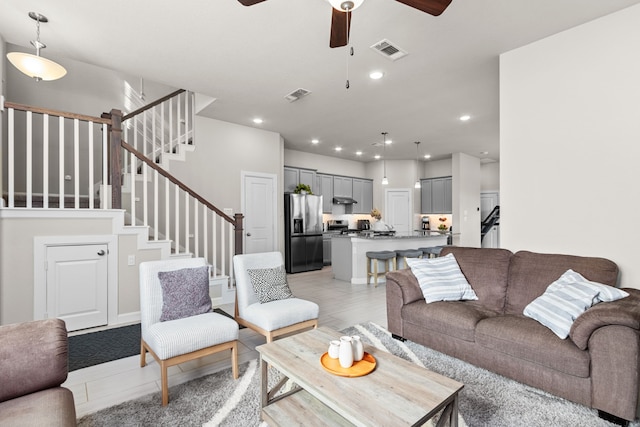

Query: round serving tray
[[320, 352, 376, 377]]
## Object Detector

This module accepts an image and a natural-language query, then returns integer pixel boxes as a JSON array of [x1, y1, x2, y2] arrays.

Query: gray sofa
[[0, 318, 76, 426], [386, 246, 640, 423]]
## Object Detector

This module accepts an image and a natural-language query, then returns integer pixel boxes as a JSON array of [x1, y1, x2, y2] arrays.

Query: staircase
[[481, 205, 500, 242], [2, 91, 243, 306]]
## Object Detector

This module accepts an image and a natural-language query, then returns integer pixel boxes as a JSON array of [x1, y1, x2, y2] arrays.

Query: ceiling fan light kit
[[329, 0, 365, 12], [6, 12, 67, 82]]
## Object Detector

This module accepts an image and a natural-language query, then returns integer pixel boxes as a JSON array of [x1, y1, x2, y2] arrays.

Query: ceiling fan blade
[[237, 0, 268, 6], [394, 0, 452, 16], [330, 9, 352, 48]]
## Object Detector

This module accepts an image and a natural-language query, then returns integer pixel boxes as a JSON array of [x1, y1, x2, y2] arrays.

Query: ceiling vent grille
[[284, 88, 311, 102], [370, 39, 408, 61]]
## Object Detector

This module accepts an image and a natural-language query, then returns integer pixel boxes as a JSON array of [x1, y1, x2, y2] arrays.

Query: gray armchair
[[0, 318, 77, 426]]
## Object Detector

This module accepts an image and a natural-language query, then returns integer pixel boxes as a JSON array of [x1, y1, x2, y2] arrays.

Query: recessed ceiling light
[[253, 118, 263, 124], [311, 139, 319, 144], [356, 151, 363, 156], [385, 139, 392, 145], [459, 115, 471, 122], [374, 154, 381, 159], [480, 151, 489, 155], [424, 154, 431, 159], [369, 71, 384, 80], [335, 146, 342, 152]]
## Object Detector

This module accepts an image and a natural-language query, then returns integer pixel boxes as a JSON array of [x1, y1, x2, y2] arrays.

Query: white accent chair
[[139, 257, 239, 406], [233, 252, 319, 342]]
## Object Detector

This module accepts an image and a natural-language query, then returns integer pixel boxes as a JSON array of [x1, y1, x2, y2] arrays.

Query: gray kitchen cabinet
[[421, 176, 452, 214], [316, 173, 334, 213], [352, 178, 373, 214], [284, 166, 317, 193], [333, 176, 353, 197], [284, 167, 299, 193]]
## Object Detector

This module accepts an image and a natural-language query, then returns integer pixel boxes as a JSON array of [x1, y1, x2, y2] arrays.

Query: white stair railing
[[3, 102, 109, 209]]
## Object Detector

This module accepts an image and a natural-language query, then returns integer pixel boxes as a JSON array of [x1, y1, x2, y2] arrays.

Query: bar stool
[[366, 251, 396, 287], [419, 246, 444, 259], [394, 249, 423, 270]]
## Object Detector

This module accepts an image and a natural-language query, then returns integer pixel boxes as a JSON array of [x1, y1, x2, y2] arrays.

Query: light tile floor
[[64, 266, 388, 418]]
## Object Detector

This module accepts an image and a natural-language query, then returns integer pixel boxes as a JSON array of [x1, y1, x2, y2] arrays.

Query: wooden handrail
[[120, 140, 236, 224], [3, 101, 111, 124], [122, 89, 185, 121]]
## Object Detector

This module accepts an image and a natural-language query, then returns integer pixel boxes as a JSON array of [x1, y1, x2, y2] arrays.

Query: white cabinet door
[[46, 244, 108, 331]]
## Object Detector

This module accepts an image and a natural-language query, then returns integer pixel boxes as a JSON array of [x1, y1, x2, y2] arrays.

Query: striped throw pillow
[[406, 254, 478, 303], [523, 269, 629, 339]]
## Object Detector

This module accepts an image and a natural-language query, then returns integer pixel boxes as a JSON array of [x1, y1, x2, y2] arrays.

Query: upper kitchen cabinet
[[316, 173, 333, 213], [421, 176, 452, 214], [284, 166, 317, 193], [352, 178, 373, 214], [333, 176, 353, 198]]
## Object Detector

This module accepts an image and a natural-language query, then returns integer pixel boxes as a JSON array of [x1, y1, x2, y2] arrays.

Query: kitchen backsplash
[[323, 213, 453, 232]]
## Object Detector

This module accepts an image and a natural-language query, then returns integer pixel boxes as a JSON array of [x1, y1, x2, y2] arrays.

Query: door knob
[[246, 232, 252, 237], [97, 249, 106, 256]]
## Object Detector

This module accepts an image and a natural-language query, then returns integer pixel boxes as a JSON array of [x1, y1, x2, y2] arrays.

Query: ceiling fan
[[237, 0, 452, 48]]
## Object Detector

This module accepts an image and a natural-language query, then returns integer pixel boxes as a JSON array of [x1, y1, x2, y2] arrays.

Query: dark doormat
[[68, 308, 240, 371]]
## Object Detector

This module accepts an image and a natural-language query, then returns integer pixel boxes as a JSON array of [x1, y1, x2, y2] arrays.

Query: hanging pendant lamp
[[381, 132, 389, 185], [6, 12, 67, 82], [414, 141, 422, 189]]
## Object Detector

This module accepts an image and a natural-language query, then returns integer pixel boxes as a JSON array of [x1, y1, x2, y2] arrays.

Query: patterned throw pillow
[[158, 266, 212, 322], [406, 253, 478, 303], [247, 266, 293, 304], [523, 269, 629, 339]]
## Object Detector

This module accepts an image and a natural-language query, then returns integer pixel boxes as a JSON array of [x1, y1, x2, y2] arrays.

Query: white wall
[[284, 149, 366, 177], [452, 153, 481, 247], [423, 159, 453, 178], [500, 4, 640, 288], [481, 162, 500, 192]]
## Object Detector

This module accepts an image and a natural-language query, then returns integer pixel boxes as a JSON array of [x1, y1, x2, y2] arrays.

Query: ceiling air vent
[[370, 39, 408, 61], [284, 88, 311, 102]]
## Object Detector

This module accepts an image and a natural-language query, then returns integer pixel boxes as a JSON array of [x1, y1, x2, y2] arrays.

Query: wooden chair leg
[[231, 343, 238, 380], [373, 259, 379, 287], [140, 340, 147, 367], [161, 361, 169, 406], [366, 256, 371, 285]]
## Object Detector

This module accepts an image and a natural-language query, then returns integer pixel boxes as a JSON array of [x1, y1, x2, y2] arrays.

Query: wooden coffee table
[[256, 326, 463, 426]]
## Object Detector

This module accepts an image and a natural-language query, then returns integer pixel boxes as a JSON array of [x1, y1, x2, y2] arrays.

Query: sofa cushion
[[440, 247, 513, 313], [476, 315, 591, 378], [0, 388, 76, 427], [402, 300, 500, 342], [504, 251, 619, 315], [523, 269, 629, 339], [406, 254, 478, 303]]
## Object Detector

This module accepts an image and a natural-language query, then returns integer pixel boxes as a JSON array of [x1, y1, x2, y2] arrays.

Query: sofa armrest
[[386, 270, 424, 338], [569, 288, 640, 350], [0, 319, 69, 402]]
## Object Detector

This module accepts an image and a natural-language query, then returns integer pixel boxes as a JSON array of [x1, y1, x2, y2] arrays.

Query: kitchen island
[[330, 233, 448, 284]]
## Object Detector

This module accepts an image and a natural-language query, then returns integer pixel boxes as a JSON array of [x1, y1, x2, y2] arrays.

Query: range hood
[[333, 196, 358, 205]]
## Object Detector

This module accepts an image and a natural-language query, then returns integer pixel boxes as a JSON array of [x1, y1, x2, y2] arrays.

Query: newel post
[[234, 213, 244, 255], [109, 109, 123, 209]]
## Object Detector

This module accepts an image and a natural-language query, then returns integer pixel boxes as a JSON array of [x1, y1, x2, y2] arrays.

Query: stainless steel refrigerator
[[285, 193, 324, 273]]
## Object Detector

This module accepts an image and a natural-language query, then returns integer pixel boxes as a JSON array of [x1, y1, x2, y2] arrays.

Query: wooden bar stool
[[419, 246, 444, 258], [395, 249, 423, 269], [366, 251, 396, 287]]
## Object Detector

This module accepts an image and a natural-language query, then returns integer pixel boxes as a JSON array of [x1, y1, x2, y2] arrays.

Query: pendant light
[[414, 141, 422, 189], [6, 12, 67, 82], [381, 132, 389, 185]]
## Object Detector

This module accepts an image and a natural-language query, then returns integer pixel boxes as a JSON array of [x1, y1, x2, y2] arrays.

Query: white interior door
[[385, 189, 412, 235], [46, 244, 108, 331], [242, 171, 277, 254]]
